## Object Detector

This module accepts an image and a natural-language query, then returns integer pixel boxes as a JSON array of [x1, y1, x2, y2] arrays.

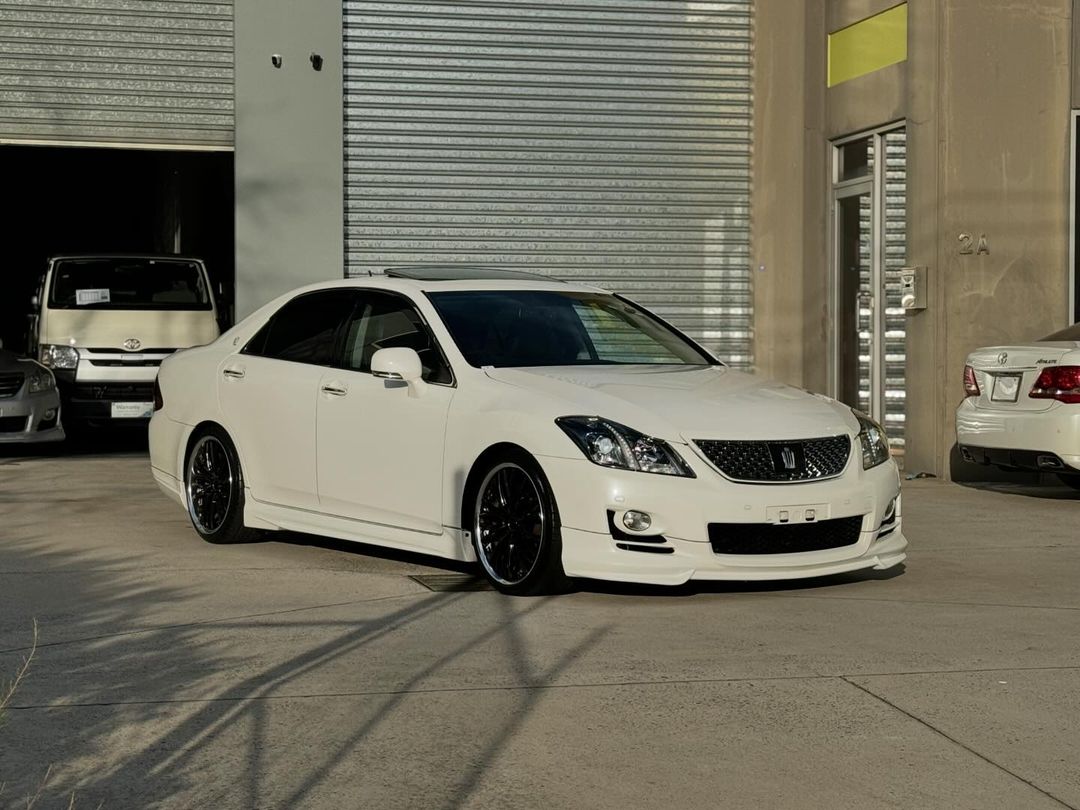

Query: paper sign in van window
[[75, 289, 111, 306]]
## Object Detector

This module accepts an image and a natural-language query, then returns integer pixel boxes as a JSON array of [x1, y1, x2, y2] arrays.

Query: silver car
[[0, 346, 64, 443]]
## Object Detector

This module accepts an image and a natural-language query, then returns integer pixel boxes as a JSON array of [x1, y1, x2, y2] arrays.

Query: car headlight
[[40, 344, 79, 370], [27, 368, 56, 393], [853, 409, 890, 469], [556, 416, 695, 477]]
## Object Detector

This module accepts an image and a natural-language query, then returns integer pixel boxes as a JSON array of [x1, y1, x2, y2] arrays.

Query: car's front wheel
[[470, 451, 567, 596], [184, 426, 257, 544]]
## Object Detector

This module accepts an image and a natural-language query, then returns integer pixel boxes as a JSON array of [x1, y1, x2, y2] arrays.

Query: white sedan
[[956, 322, 1080, 488], [149, 267, 906, 594]]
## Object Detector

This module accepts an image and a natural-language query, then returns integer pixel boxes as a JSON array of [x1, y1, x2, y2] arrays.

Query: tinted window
[[244, 291, 356, 365], [50, 258, 211, 311], [341, 292, 452, 384], [427, 290, 716, 368], [1041, 322, 1080, 341]]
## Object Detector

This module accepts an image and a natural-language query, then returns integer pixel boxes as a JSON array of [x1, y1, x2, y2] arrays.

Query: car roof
[[48, 253, 206, 262], [300, 267, 607, 296]]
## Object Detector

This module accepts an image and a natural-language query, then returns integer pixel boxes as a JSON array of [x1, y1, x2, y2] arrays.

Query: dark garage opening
[[0, 145, 234, 355]]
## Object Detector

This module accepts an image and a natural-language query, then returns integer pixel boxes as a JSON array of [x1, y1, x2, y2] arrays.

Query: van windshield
[[49, 258, 212, 311]]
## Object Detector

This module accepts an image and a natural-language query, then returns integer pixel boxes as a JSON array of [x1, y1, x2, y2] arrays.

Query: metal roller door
[[343, 0, 754, 366], [0, 0, 234, 147]]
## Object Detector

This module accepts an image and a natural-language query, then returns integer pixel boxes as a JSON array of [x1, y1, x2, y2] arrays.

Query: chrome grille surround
[[694, 435, 853, 483], [0, 372, 26, 398]]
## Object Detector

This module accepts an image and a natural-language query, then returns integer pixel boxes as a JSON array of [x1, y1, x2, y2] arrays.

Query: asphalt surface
[[1, 437, 1078, 809]]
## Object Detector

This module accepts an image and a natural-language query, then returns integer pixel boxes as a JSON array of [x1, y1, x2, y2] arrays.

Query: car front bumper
[[536, 451, 906, 586], [0, 388, 65, 444], [955, 398, 1080, 471]]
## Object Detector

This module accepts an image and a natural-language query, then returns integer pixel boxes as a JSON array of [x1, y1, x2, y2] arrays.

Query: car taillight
[[1029, 366, 1080, 403], [153, 377, 163, 411], [963, 365, 980, 397]]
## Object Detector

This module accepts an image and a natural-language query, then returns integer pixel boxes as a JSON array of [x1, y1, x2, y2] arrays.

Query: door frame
[[1070, 110, 1079, 323], [827, 121, 905, 424]]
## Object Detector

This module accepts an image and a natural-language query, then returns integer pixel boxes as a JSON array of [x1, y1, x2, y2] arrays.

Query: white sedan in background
[[150, 267, 905, 595], [956, 322, 1080, 488]]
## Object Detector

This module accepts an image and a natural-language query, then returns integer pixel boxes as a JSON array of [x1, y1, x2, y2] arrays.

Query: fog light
[[622, 510, 652, 531], [44, 409, 56, 420], [882, 498, 896, 522]]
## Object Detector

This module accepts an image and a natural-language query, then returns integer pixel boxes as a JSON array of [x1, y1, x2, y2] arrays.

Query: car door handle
[[222, 367, 245, 380], [321, 383, 348, 397]]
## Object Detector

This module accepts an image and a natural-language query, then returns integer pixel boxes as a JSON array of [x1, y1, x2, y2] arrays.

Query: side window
[[341, 292, 452, 384], [243, 291, 356, 366]]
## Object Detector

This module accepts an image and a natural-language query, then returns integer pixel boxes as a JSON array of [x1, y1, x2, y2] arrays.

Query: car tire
[[184, 425, 257, 544], [1057, 473, 1080, 491], [468, 449, 568, 596]]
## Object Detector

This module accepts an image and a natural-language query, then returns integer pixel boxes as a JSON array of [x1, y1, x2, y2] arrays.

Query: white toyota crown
[[149, 267, 906, 594], [956, 322, 1080, 487]]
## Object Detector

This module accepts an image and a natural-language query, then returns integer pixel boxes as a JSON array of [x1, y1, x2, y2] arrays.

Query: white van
[[30, 254, 222, 429]]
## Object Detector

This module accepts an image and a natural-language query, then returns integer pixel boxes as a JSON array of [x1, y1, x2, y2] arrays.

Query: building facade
[[2, 1, 1078, 478]]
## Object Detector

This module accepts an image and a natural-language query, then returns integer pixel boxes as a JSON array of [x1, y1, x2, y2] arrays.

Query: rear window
[[49, 258, 211, 311], [1040, 323, 1080, 341]]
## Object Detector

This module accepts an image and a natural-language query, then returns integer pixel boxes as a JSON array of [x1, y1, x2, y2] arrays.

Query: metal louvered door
[[831, 125, 906, 458], [0, 1, 233, 148], [342, 0, 754, 367]]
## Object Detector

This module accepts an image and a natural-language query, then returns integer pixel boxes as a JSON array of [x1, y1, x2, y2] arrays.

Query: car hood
[[0, 350, 38, 372], [484, 365, 857, 442]]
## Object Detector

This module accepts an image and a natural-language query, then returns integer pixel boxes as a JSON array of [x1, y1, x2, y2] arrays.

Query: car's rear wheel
[[185, 426, 257, 544], [1057, 473, 1080, 491], [470, 451, 567, 596]]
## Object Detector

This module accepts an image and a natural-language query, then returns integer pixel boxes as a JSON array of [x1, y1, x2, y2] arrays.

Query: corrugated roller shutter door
[[0, 0, 234, 147], [343, 0, 754, 366]]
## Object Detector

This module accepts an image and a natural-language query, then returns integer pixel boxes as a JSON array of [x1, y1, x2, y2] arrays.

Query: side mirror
[[30, 294, 39, 308], [371, 347, 426, 397]]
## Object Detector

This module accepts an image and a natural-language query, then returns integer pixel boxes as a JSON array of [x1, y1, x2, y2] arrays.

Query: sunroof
[[383, 266, 560, 282]]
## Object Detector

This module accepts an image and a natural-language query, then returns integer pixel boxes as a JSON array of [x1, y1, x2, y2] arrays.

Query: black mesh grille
[[708, 515, 864, 555], [72, 383, 155, 402], [0, 373, 25, 398], [694, 435, 852, 482]]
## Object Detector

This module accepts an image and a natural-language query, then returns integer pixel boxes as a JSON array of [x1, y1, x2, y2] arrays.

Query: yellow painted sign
[[828, 3, 908, 87]]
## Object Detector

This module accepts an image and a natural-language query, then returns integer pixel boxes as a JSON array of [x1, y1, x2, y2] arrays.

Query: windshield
[[427, 290, 717, 368], [49, 258, 212, 311]]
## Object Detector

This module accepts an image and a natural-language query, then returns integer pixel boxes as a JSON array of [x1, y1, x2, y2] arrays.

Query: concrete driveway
[[1, 441, 1078, 809]]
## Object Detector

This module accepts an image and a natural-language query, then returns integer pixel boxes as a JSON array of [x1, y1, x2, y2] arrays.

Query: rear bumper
[[955, 399, 1080, 470]]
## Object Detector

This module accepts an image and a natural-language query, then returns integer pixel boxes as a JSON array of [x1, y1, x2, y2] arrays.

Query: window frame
[[332, 288, 457, 387], [240, 289, 356, 367]]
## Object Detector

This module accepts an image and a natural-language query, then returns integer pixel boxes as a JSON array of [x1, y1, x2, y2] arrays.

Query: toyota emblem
[[123, 338, 142, 351], [997, 351, 1008, 366]]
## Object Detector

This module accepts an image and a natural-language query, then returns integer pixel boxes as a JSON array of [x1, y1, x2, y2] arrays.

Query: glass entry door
[[831, 127, 907, 456]]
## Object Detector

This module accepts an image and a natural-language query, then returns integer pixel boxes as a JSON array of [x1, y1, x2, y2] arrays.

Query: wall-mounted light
[[310, 52, 323, 71], [271, 54, 283, 68]]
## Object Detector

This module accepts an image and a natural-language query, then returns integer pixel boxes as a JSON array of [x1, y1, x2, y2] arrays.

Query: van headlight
[[40, 345, 79, 370], [28, 368, 56, 393], [853, 409, 890, 469], [556, 416, 695, 477]]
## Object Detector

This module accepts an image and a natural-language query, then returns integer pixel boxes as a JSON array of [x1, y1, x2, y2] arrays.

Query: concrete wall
[[907, 0, 1072, 476], [751, 0, 827, 390], [234, 0, 343, 319]]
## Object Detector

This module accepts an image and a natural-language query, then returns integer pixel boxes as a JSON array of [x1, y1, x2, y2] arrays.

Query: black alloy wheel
[[471, 452, 567, 595], [185, 426, 256, 544]]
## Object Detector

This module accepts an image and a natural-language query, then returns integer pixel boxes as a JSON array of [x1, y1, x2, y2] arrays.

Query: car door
[[218, 289, 355, 510], [316, 290, 455, 534]]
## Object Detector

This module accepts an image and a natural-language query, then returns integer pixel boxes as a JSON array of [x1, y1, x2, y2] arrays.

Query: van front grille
[[0, 373, 25, 398]]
